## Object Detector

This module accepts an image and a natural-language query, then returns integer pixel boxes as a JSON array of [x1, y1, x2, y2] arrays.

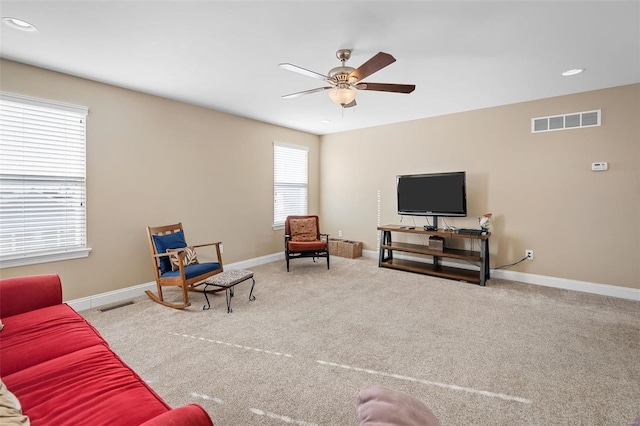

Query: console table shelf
[[378, 225, 490, 286]]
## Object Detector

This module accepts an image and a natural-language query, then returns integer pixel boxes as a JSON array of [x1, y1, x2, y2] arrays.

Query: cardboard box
[[329, 238, 363, 259]]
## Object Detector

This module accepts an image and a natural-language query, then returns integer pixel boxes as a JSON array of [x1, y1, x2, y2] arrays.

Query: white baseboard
[[68, 252, 286, 311], [363, 249, 639, 301], [67, 281, 156, 312], [226, 252, 284, 270], [69, 250, 638, 311]]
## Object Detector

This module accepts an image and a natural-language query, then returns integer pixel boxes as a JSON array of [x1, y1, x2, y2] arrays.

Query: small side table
[[202, 269, 256, 313]]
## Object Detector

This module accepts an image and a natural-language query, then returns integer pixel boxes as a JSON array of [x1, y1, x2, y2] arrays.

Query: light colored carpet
[[80, 256, 640, 425]]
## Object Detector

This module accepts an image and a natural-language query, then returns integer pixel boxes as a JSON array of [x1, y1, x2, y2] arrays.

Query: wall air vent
[[531, 109, 601, 133]]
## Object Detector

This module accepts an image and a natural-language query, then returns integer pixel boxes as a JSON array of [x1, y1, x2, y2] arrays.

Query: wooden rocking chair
[[146, 223, 224, 309]]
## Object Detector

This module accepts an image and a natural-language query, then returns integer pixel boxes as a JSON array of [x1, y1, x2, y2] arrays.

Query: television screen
[[397, 172, 467, 217]]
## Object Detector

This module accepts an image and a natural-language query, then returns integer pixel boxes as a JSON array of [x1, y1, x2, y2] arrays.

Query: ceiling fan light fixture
[[328, 87, 356, 106]]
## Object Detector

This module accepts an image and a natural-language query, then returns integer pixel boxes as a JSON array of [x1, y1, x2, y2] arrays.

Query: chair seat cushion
[[160, 262, 221, 280], [288, 240, 327, 252]]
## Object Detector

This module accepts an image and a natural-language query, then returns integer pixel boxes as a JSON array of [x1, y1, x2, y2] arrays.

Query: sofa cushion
[[0, 379, 29, 425], [356, 384, 440, 426], [3, 345, 171, 426], [0, 304, 107, 377]]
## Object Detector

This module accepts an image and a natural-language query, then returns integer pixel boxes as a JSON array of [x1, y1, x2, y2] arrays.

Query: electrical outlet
[[525, 249, 533, 260], [220, 244, 224, 254], [338, 230, 343, 237]]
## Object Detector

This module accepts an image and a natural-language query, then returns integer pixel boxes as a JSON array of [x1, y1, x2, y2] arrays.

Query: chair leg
[[327, 253, 330, 270], [181, 284, 190, 307], [286, 253, 290, 272]]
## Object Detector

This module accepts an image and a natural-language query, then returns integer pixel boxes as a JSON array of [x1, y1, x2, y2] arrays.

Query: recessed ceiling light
[[2, 17, 37, 32], [321, 120, 331, 123], [562, 68, 584, 77]]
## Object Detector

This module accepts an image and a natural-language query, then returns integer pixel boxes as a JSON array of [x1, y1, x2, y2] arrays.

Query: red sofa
[[0, 274, 214, 426]]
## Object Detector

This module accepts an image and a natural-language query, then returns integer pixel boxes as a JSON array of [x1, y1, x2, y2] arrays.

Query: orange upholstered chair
[[284, 215, 330, 272]]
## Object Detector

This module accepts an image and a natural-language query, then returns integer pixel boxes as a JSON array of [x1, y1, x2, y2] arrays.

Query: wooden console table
[[377, 225, 490, 286]]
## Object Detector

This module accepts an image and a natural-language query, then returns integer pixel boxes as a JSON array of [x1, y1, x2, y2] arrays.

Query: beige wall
[[320, 84, 640, 289], [0, 59, 321, 300], [1, 58, 638, 296]]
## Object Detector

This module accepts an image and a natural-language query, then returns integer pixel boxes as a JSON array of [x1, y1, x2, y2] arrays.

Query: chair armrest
[[191, 242, 221, 249], [139, 404, 214, 426], [320, 233, 330, 242], [153, 251, 174, 258], [0, 274, 63, 318], [191, 242, 223, 265]]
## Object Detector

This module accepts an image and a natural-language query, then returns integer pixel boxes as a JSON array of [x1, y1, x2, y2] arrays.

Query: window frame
[[273, 141, 309, 230], [0, 91, 91, 268]]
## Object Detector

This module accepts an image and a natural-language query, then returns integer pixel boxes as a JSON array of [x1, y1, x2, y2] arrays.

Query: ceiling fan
[[279, 49, 416, 108]]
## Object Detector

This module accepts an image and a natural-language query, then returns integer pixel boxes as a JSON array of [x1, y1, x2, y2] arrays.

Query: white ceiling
[[1, 1, 638, 135]]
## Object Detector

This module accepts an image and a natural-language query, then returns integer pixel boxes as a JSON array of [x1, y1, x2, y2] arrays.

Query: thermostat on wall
[[591, 162, 608, 171]]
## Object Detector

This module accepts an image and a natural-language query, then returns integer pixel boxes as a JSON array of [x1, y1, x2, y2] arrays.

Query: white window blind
[[0, 92, 90, 268], [273, 142, 308, 229]]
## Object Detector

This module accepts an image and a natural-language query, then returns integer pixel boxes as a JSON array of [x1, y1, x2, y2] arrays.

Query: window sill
[[273, 224, 285, 231], [0, 247, 92, 269]]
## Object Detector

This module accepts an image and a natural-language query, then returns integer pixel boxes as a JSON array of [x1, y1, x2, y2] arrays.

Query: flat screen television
[[397, 171, 467, 217]]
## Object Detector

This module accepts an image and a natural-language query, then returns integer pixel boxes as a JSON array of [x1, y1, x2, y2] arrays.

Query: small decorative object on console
[[479, 212, 492, 231]]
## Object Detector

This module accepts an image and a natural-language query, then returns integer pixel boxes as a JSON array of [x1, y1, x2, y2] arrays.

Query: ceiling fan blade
[[278, 63, 329, 81], [343, 100, 357, 108], [349, 52, 396, 82], [282, 87, 332, 99], [356, 82, 416, 94]]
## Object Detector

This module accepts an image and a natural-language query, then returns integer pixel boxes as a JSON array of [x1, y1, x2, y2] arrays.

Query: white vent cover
[[532, 110, 601, 133]]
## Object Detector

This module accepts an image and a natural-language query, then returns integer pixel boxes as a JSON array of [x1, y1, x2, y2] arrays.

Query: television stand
[[377, 225, 490, 286]]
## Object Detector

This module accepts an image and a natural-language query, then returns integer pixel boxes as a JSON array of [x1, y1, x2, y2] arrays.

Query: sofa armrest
[[139, 404, 214, 426], [0, 274, 63, 318]]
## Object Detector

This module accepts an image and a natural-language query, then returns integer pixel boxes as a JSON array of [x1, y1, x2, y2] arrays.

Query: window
[[273, 142, 308, 229], [0, 92, 90, 268]]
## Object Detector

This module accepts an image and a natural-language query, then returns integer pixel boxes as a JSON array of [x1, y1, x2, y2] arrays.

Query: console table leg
[[480, 239, 488, 286], [379, 230, 393, 266], [484, 239, 491, 281]]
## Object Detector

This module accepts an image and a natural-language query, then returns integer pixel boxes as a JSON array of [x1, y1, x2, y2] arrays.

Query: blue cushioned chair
[[146, 223, 224, 309]]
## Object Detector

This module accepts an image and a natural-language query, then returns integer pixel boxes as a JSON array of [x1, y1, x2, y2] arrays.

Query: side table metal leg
[[248, 277, 256, 301], [203, 285, 212, 310], [225, 288, 232, 313]]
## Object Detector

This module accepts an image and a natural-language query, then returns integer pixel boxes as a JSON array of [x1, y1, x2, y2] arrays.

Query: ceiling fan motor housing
[[329, 66, 356, 84]]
